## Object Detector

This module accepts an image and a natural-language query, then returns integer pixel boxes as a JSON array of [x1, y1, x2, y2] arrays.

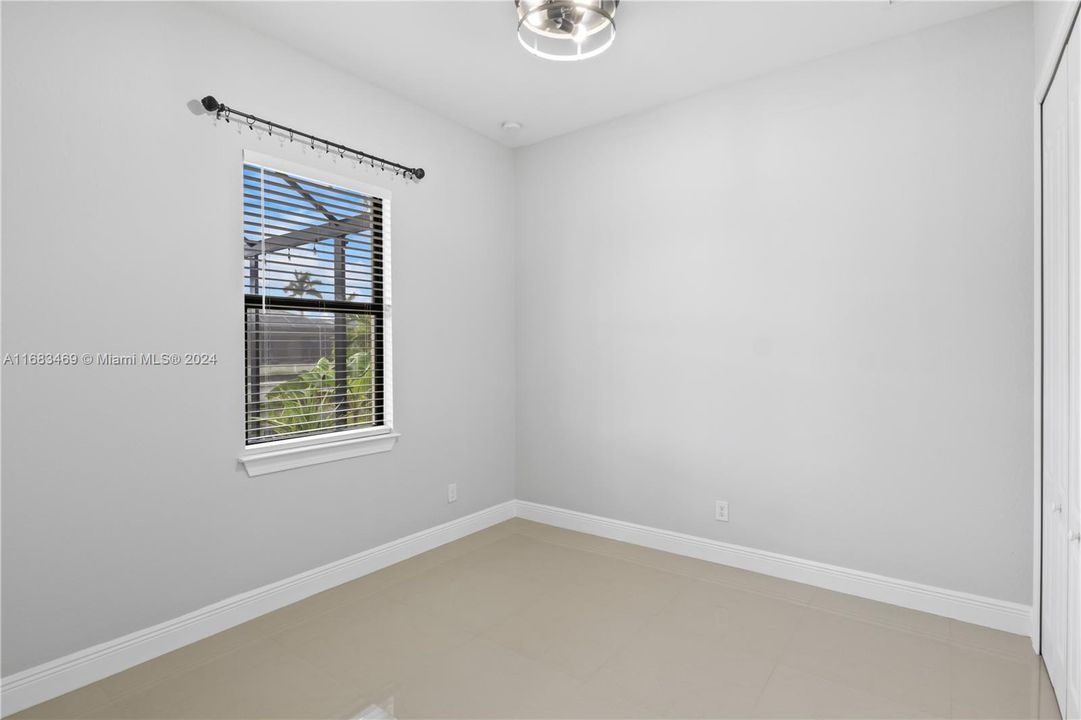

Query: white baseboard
[[1, 497, 1033, 717], [515, 500, 1033, 637], [0, 500, 517, 717]]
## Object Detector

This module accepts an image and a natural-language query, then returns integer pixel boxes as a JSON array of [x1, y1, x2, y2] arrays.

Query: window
[[240, 156, 396, 474]]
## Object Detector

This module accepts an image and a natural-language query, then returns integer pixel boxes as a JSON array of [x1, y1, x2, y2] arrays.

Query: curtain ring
[[247, 117, 255, 131]]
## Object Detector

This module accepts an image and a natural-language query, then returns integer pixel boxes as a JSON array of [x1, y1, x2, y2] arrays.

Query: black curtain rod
[[200, 95, 425, 181]]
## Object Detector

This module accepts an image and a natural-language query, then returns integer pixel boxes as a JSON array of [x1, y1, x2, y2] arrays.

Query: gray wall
[[1, 2, 516, 675], [515, 4, 1035, 604]]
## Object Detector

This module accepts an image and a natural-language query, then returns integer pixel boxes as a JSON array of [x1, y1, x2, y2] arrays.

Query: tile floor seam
[[748, 657, 782, 716], [76, 691, 114, 720], [799, 604, 951, 644], [949, 655, 957, 720], [769, 659, 943, 720], [102, 601, 344, 705], [507, 527, 808, 607], [783, 646, 952, 718], [946, 640, 1039, 662], [527, 529, 838, 609], [92, 635, 260, 708], [265, 634, 395, 716], [772, 602, 810, 659]]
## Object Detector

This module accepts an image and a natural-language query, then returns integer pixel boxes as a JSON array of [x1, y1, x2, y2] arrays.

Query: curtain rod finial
[[414, 168, 425, 180], [201, 95, 220, 113]]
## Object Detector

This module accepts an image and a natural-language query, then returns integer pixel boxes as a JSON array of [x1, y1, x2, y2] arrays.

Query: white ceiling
[[211, 1, 1009, 147]]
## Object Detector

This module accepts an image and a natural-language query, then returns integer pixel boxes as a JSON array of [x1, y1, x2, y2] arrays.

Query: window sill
[[238, 430, 400, 477]]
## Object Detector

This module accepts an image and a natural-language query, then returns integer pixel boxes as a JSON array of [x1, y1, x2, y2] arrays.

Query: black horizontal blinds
[[244, 162, 385, 444]]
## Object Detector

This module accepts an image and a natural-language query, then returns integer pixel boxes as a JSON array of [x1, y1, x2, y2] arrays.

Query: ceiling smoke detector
[[515, 0, 618, 62]]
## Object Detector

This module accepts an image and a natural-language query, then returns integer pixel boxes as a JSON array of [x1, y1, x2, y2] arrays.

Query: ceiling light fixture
[[515, 0, 618, 62]]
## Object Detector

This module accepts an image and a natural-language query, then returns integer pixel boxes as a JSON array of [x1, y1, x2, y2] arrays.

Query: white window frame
[[238, 150, 397, 476]]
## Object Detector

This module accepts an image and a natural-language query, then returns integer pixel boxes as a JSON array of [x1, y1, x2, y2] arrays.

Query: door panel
[[1067, 28, 1081, 720], [1042, 30, 1072, 715]]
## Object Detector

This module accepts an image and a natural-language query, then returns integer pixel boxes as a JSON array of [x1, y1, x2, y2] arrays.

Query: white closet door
[[1042, 26, 1076, 718], [1067, 27, 1081, 720]]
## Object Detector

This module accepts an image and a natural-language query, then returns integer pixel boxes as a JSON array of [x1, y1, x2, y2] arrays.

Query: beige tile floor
[[12, 519, 1063, 719]]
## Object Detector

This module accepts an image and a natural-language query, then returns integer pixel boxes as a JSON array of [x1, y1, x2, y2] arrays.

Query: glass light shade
[[516, 0, 618, 62]]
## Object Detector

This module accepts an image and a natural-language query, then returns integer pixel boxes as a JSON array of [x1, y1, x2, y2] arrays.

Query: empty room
[[1, 0, 1079, 718]]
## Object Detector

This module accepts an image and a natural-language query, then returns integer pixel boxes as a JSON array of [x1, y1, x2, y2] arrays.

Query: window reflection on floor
[[349, 695, 395, 719]]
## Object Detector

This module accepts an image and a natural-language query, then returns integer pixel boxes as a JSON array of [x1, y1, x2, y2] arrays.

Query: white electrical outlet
[[447, 483, 458, 503], [715, 500, 729, 522]]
